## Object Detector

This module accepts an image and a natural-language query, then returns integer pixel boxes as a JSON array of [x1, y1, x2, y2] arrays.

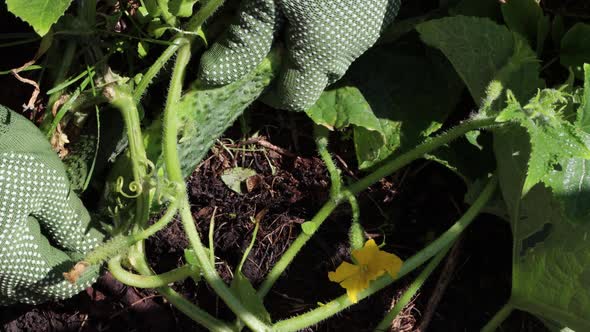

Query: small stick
[[416, 237, 463, 332], [239, 137, 298, 158]]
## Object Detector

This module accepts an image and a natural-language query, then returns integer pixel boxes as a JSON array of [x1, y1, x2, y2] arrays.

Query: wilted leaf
[[305, 86, 381, 133], [221, 167, 257, 194]]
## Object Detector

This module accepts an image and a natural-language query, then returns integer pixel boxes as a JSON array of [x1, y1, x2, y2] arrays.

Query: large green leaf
[[561, 23, 590, 79], [418, 16, 515, 103], [416, 16, 542, 184], [6, 0, 73, 36], [501, 0, 547, 53], [493, 66, 590, 330], [494, 124, 590, 331], [346, 40, 463, 169], [496, 90, 590, 195], [545, 65, 590, 224]]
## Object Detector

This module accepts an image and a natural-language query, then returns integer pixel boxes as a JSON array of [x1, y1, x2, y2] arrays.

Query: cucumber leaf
[[496, 89, 590, 195], [6, 0, 73, 36], [545, 65, 590, 224], [493, 66, 590, 330], [495, 124, 590, 331], [346, 39, 463, 169], [561, 23, 590, 79], [501, 0, 547, 53]]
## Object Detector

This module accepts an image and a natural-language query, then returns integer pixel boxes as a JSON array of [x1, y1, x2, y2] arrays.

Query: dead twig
[[239, 137, 298, 158], [416, 237, 463, 332]]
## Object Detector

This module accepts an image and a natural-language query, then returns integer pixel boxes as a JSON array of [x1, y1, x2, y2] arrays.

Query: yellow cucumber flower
[[328, 239, 403, 303]]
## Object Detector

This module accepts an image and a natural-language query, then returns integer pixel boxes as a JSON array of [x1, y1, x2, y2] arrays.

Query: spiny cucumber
[[104, 49, 281, 222]]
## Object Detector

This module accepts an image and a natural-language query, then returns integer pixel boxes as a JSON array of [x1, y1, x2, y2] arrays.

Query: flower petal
[[351, 239, 380, 265], [328, 261, 360, 283], [374, 250, 403, 278], [340, 272, 370, 303]]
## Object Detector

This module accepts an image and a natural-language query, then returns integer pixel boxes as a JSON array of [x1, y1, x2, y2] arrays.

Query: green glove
[[0, 105, 103, 305], [199, 0, 401, 111]]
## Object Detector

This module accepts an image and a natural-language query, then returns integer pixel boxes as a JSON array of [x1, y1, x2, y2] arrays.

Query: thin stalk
[[209, 206, 218, 265], [43, 41, 76, 128], [156, 0, 177, 26], [46, 75, 92, 137], [237, 220, 260, 272], [106, 85, 151, 229], [259, 118, 497, 297], [84, 200, 178, 266], [133, 0, 226, 101], [131, 200, 179, 241], [481, 302, 514, 332], [119, 252, 234, 332], [158, 287, 236, 332], [185, 0, 226, 32], [271, 176, 497, 332], [314, 125, 341, 198], [258, 201, 337, 297], [347, 117, 496, 195], [162, 44, 271, 332], [374, 242, 453, 332], [109, 256, 196, 288], [133, 39, 184, 101]]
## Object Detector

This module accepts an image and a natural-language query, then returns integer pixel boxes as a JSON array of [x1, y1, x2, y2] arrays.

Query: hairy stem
[[105, 84, 151, 229], [121, 252, 234, 332], [481, 302, 514, 332], [374, 242, 452, 331], [272, 176, 497, 332], [260, 117, 497, 297], [314, 125, 341, 198], [133, 0, 226, 101], [108, 256, 196, 288], [162, 43, 271, 331]]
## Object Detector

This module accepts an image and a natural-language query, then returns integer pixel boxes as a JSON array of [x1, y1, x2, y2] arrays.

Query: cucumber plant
[[4, 0, 590, 331]]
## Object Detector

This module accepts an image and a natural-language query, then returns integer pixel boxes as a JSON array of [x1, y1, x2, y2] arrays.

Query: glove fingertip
[[199, 44, 257, 86], [276, 67, 329, 112]]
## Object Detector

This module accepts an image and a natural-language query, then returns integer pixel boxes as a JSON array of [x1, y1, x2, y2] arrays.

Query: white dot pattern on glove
[[200, 0, 279, 85], [199, 0, 401, 111], [0, 152, 99, 305]]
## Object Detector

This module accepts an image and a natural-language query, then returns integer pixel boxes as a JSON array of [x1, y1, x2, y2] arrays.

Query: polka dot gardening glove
[[198, 0, 401, 112], [0, 105, 104, 305]]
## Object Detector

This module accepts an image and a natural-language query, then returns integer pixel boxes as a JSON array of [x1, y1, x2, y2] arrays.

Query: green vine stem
[[81, 199, 178, 266], [156, 0, 178, 27], [344, 190, 364, 250], [104, 84, 151, 229], [374, 242, 453, 331], [259, 117, 497, 297], [481, 301, 514, 332], [133, 39, 185, 101], [108, 256, 196, 288], [162, 43, 271, 332], [271, 175, 497, 331], [314, 125, 341, 198], [115, 252, 234, 332], [346, 117, 496, 195], [133, 0, 226, 101]]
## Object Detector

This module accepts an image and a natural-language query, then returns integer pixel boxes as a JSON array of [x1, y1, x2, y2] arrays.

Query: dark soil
[[0, 106, 547, 332], [0, 1, 577, 331]]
